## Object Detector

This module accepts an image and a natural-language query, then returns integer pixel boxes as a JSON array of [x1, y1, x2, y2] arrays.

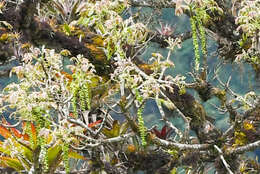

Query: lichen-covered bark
[[162, 84, 221, 143], [0, 0, 111, 75]]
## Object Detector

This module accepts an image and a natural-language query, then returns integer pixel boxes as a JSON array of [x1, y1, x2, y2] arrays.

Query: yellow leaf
[[170, 168, 177, 174], [243, 121, 255, 131], [102, 120, 120, 138], [60, 49, 71, 57], [127, 144, 136, 153], [0, 157, 25, 171], [85, 44, 106, 62], [68, 150, 86, 160], [47, 143, 63, 167], [233, 131, 247, 146], [0, 33, 9, 42], [21, 43, 32, 49]]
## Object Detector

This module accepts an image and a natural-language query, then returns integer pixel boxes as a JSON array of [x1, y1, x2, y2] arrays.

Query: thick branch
[[1, 0, 112, 75], [152, 136, 210, 150], [228, 140, 260, 154]]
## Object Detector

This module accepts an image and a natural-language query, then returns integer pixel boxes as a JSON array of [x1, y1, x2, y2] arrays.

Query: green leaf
[[46, 3, 56, 14], [160, 99, 175, 110], [0, 157, 25, 171], [78, 17, 89, 26], [68, 150, 86, 160], [47, 143, 62, 167], [0, 21, 13, 30], [0, 142, 11, 155], [21, 145, 33, 162], [102, 120, 120, 138], [63, 24, 71, 35], [120, 122, 129, 135]]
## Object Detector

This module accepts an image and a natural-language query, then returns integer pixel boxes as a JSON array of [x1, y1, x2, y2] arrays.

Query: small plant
[[152, 125, 172, 140], [156, 22, 175, 36], [0, 119, 85, 174], [102, 120, 129, 138]]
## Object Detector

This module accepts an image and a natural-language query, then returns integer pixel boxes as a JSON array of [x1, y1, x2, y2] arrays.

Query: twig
[[159, 91, 191, 139], [208, 102, 227, 114], [73, 133, 135, 149], [94, 108, 111, 135], [221, 125, 234, 139], [153, 136, 210, 150], [0, 119, 21, 128], [213, 63, 237, 98], [128, 0, 176, 10], [155, 93, 183, 139], [67, 117, 96, 135], [214, 145, 234, 174]]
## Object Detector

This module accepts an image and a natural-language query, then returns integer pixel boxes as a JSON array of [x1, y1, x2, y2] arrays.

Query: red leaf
[[69, 112, 74, 117], [30, 122, 37, 144], [161, 125, 168, 139], [3, 121, 22, 139], [0, 119, 22, 139], [11, 128, 22, 138], [152, 125, 170, 139], [55, 71, 72, 83], [23, 133, 29, 141], [152, 127, 162, 139], [0, 126, 11, 139], [88, 119, 102, 128]]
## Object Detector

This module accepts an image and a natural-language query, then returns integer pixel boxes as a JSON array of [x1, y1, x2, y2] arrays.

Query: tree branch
[[152, 136, 210, 150], [1, 0, 112, 75], [228, 140, 260, 154], [214, 145, 234, 174], [149, 31, 192, 47]]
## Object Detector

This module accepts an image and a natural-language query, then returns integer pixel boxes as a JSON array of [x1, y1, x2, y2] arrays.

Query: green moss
[[190, 101, 206, 127], [190, 16, 200, 72], [135, 89, 147, 146], [62, 143, 70, 174]]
